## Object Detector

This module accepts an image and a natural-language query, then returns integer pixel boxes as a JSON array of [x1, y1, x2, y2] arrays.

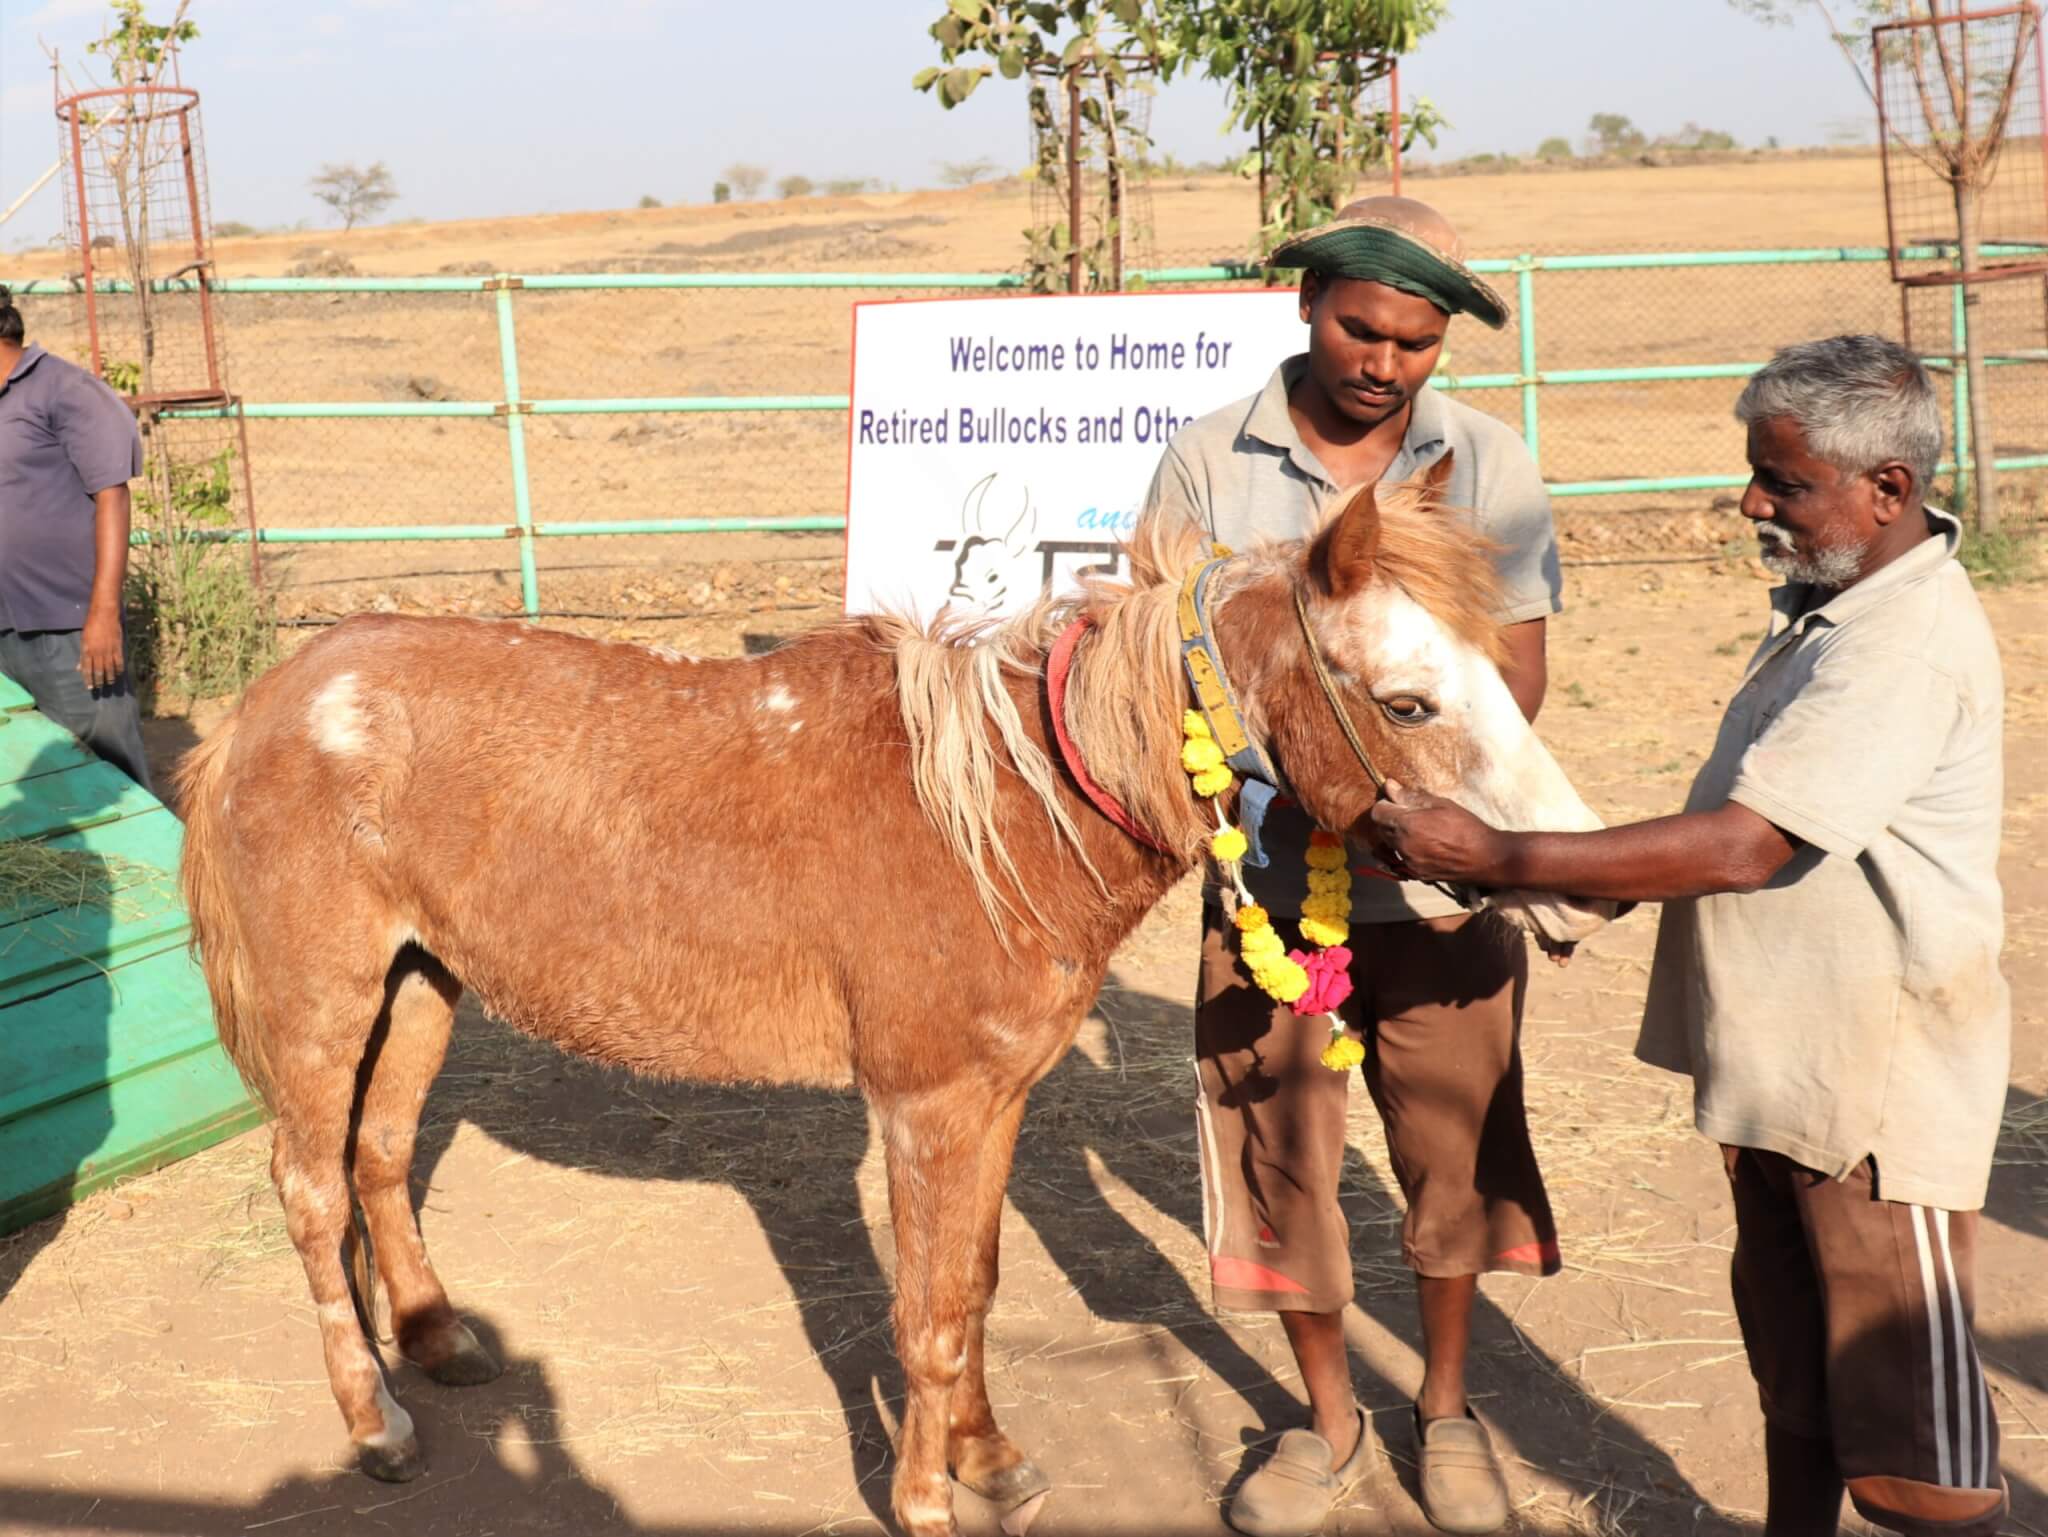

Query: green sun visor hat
[[1270, 215, 1511, 331]]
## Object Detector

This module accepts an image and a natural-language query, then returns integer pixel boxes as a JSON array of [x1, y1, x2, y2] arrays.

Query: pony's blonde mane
[[882, 473, 1505, 939]]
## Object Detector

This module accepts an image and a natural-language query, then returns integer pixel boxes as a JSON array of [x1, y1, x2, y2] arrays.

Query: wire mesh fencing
[[5, 246, 2044, 618]]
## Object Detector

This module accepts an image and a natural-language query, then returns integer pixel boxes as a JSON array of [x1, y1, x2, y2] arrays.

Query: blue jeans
[[0, 627, 154, 792]]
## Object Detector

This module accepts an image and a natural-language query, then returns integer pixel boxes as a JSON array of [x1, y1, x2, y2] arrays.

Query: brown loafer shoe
[[1414, 1409, 1510, 1534], [1225, 1408, 1372, 1537]]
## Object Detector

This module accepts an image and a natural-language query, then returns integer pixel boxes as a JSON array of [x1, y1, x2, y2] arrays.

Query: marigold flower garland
[[1182, 710, 1363, 1072]]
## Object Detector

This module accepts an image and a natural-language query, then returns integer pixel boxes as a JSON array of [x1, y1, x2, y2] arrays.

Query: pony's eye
[[1381, 695, 1435, 726]]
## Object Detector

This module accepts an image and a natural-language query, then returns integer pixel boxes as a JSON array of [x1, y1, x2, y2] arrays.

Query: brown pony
[[177, 458, 1609, 1537]]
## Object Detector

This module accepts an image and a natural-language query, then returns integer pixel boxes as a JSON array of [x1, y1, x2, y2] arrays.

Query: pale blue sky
[[1, 0, 1871, 250]]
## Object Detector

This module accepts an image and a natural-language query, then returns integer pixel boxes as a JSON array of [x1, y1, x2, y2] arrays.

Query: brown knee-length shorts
[[1726, 1147, 2007, 1537], [1193, 905, 1560, 1314]]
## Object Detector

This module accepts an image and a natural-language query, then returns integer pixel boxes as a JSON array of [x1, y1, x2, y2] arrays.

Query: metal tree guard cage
[[54, 76, 261, 577], [1029, 61, 1160, 291], [56, 83, 226, 405], [1874, 2, 2048, 289]]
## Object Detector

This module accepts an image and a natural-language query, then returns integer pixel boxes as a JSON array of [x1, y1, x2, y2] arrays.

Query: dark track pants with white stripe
[[1725, 1146, 2007, 1537]]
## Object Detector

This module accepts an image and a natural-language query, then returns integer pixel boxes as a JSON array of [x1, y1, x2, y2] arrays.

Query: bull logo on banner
[[944, 473, 1037, 613], [934, 472, 1128, 620]]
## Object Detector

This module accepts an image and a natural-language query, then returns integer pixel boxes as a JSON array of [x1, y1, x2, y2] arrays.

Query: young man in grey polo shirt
[[0, 285, 151, 789], [1143, 196, 1563, 1537], [1372, 335, 2009, 1537]]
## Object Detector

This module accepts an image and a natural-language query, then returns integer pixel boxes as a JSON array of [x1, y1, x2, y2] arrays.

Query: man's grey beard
[[1758, 526, 1863, 588]]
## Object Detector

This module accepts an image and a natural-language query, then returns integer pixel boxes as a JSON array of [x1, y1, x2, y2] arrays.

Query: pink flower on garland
[[1288, 945, 1353, 1016]]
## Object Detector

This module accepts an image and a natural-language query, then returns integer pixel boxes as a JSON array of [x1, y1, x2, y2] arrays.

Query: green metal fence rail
[[8, 243, 2044, 616]]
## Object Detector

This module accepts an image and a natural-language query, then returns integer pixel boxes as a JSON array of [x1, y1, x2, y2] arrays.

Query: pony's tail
[[175, 712, 274, 1109]]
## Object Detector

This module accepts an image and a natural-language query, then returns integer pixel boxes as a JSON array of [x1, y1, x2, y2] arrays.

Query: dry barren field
[[9, 152, 2048, 617]]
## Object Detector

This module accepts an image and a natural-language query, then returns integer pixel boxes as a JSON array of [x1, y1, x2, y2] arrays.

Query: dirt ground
[[2, 156, 2046, 1536], [2, 553, 2045, 1537]]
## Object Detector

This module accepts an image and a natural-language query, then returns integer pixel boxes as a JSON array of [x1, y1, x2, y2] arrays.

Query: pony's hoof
[[960, 1456, 1052, 1510], [418, 1326, 501, 1388], [357, 1433, 424, 1483], [403, 1317, 502, 1387], [1000, 1491, 1048, 1536]]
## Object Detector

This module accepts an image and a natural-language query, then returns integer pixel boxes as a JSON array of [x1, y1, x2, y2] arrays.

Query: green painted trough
[[0, 679, 261, 1236]]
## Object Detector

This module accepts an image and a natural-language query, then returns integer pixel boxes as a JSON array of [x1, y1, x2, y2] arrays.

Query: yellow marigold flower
[[1192, 765, 1233, 797], [1183, 710, 1212, 740], [1210, 826, 1248, 862], [1253, 956, 1310, 1004], [1306, 869, 1351, 897], [1182, 737, 1225, 774], [1304, 843, 1348, 871], [1302, 888, 1353, 913], [1320, 1034, 1366, 1072], [1233, 904, 1270, 933], [1299, 916, 1350, 949], [1240, 925, 1285, 962]]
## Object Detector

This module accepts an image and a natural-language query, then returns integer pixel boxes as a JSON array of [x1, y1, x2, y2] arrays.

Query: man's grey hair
[[1734, 334, 1943, 492]]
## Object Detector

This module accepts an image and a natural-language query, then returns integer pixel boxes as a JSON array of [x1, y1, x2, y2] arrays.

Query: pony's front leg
[[882, 1096, 984, 1537], [947, 1092, 1052, 1535]]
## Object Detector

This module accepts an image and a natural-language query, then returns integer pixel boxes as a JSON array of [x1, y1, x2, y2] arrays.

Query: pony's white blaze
[[1355, 587, 1612, 944]]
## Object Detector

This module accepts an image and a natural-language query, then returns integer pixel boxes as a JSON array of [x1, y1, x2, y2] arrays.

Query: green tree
[[1168, 0, 1449, 255], [1731, 0, 2035, 531], [913, 2, 1173, 291], [938, 157, 1003, 186], [722, 162, 769, 200], [1586, 112, 1645, 154], [308, 161, 398, 230], [1662, 122, 1738, 151], [75, 1, 201, 400], [1536, 135, 1573, 160], [776, 173, 815, 199]]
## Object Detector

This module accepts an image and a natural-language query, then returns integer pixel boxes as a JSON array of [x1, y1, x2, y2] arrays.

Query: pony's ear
[[1421, 447, 1455, 499], [1316, 481, 1381, 601]]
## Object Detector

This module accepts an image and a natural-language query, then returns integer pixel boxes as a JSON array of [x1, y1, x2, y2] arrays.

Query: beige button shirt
[[1141, 353, 1562, 923], [1637, 510, 2009, 1210]]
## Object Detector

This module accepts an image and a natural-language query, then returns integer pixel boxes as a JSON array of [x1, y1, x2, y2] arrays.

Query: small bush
[[1959, 526, 2042, 586], [212, 220, 259, 237], [637, 194, 661, 209], [1536, 136, 1573, 161], [722, 163, 768, 200], [777, 174, 815, 199], [127, 447, 277, 708], [937, 158, 1000, 187], [712, 181, 731, 204]]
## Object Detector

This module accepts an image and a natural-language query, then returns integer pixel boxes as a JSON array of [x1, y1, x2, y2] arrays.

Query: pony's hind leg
[[265, 973, 424, 1481], [353, 949, 500, 1388], [947, 1092, 1051, 1535]]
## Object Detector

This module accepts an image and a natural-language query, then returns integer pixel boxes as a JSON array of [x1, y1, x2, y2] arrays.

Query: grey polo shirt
[[0, 344, 143, 632], [1140, 353, 1563, 923], [1637, 510, 2008, 1211]]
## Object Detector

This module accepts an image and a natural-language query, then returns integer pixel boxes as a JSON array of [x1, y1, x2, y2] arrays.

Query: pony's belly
[[446, 942, 859, 1090]]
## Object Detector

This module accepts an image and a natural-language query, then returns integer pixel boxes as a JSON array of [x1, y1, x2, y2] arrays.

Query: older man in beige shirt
[[1373, 334, 2010, 1537]]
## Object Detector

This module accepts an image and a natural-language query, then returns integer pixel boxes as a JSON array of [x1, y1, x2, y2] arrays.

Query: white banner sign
[[842, 290, 1305, 622]]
